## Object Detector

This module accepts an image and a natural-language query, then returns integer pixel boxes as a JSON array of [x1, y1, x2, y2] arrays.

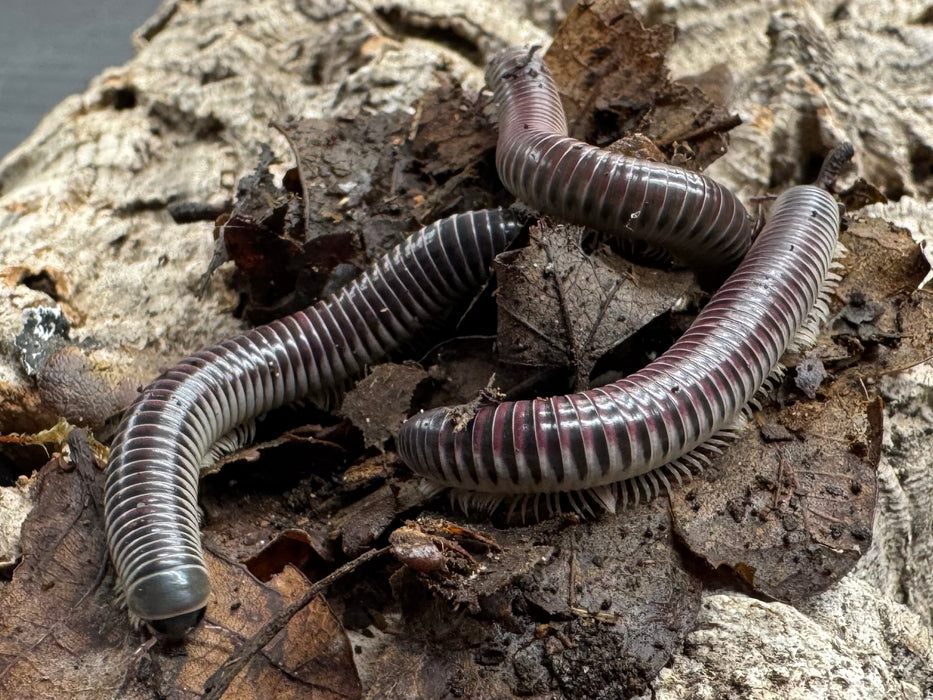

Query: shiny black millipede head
[[127, 565, 211, 640], [146, 607, 207, 641]]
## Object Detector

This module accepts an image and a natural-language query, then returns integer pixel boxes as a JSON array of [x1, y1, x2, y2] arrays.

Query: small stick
[[201, 546, 389, 700]]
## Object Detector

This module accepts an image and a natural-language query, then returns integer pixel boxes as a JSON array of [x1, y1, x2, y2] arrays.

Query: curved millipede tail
[[397, 180, 844, 514], [485, 46, 754, 268], [104, 209, 522, 635]]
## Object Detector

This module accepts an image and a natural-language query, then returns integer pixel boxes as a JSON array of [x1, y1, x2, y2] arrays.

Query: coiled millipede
[[396, 48, 849, 515], [103, 210, 522, 635], [103, 43, 851, 636]]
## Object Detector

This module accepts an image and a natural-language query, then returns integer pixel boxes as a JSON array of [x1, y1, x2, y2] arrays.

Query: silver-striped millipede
[[103, 209, 521, 635], [396, 183, 843, 512]]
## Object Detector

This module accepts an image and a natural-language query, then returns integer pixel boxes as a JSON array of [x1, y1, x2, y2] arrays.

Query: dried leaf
[[328, 484, 427, 558], [829, 217, 933, 372], [340, 363, 431, 448], [166, 557, 361, 699], [546, 0, 739, 167], [670, 382, 881, 601], [837, 176, 888, 211], [214, 72, 509, 325], [495, 222, 695, 385], [0, 447, 132, 700], [409, 75, 506, 218]]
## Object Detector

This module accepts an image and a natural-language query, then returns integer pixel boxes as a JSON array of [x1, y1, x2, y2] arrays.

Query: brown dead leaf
[[495, 222, 695, 385], [546, 0, 739, 167], [160, 556, 360, 699], [282, 70, 506, 257], [340, 363, 431, 448], [670, 377, 881, 601], [0, 437, 132, 700], [828, 217, 933, 374], [213, 71, 509, 325], [409, 75, 507, 219], [208, 143, 363, 323], [837, 177, 888, 211], [389, 517, 501, 575]]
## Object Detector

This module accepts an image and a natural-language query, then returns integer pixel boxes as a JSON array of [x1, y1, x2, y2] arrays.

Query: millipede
[[485, 46, 754, 268], [103, 42, 852, 636], [103, 209, 522, 635], [396, 180, 846, 514]]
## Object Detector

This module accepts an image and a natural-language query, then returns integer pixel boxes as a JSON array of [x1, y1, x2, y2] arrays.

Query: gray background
[[0, 0, 160, 160]]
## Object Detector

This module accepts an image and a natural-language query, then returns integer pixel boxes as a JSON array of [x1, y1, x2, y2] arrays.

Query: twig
[[201, 546, 390, 700], [874, 353, 933, 376], [655, 114, 743, 147]]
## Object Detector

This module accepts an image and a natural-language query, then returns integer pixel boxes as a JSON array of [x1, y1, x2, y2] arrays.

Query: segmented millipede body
[[104, 209, 521, 633], [396, 184, 843, 511], [487, 47, 753, 267]]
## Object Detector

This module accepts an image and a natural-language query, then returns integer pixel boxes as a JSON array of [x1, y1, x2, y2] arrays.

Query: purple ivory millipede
[[394, 48, 852, 515], [485, 46, 754, 268], [103, 209, 522, 635], [396, 182, 844, 513]]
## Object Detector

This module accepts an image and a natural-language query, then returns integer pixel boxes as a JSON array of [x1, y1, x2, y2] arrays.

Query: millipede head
[[127, 565, 210, 640]]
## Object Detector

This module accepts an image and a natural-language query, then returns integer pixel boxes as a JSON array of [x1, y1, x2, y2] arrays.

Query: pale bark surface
[[0, 0, 931, 697]]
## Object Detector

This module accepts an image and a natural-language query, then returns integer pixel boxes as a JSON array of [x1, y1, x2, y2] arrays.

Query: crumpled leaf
[[495, 222, 695, 385], [388, 518, 498, 576], [340, 363, 431, 448], [670, 380, 881, 601], [208, 69, 508, 325], [244, 528, 333, 580], [164, 557, 361, 700], [837, 176, 888, 211], [0, 434, 127, 700], [827, 217, 933, 372], [206, 143, 362, 323], [409, 74, 508, 217], [545, 0, 740, 167]]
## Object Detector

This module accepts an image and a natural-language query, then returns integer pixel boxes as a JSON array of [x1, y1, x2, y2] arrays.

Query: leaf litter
[[495, 221, 696, 387], [3, 1, 925, 698]]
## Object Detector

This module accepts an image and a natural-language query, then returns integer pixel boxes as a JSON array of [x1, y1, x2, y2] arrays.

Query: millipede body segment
[[485, 47, 754, 268], [396, 185, 842, 510], [103, 210, 521, 634]]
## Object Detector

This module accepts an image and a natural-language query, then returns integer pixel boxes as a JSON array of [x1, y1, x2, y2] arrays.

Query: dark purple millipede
[[103, 209, 522, 635], [103, 35, 852, 638], [485, 46, 754, 268], [396, 180, 845, 514], [395, 49, 853, 515]]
